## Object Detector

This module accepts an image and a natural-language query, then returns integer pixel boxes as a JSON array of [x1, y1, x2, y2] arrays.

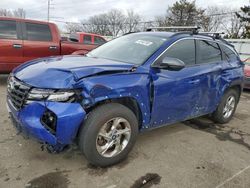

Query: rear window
[[220, 44, 238, 62], [26, 23, 52, 41], [83, 35, 92, 44], [197, 40, 222, 64], [0, 20, 17, 39], [68, 33, 79, 42], [94, 36, 106, 45]]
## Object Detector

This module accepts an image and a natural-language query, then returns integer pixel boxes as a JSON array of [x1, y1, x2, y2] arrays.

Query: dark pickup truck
[[0, 17, 98, 73]]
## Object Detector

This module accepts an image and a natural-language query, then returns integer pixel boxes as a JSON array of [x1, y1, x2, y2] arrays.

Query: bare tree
[[82, 14, 111, 36], [122, 10, 141, 34], [65, 23, 83, 33], [221, 11, 243, 38], [106, 9, 126, 36], [13, 8, 26, 18], [0, 8, 25, 18], [202, 6, 226, 32], [79, 9, 140, 36], [154, 16, 169, 27], [0, 9, 12, 17]]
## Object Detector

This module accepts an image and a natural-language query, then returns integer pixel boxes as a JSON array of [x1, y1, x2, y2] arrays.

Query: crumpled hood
[[13, 55, 134, 88]]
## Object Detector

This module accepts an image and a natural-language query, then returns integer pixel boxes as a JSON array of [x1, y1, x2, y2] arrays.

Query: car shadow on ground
[[184, 116, 250, 151]]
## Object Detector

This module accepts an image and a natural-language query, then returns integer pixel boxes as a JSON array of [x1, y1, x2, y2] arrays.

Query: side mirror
[[153, 57, 185, 71], [60, 37, 68, 41]]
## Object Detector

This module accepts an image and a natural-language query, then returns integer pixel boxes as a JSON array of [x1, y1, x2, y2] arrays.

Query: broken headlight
[[27, 88, 82, 103]]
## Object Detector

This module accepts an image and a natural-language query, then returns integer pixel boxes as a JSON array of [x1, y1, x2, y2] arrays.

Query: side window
[[94, 36, 105, 45], [83, 35, 92, 44], [26, 23, 52, 41], [0, 20, 17, 39], [164, 39, 196, 66], [220, 44, 238, 62], [197, 40, 222, 64], [68, 34, 79, 42]]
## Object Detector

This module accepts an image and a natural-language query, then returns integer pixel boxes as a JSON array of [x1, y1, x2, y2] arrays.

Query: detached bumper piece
[[7, 100, 86, 152]]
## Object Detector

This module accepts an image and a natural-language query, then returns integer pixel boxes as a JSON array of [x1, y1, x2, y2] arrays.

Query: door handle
[[188, 79, 200, 84], [49, 46, 57, 50], [13, 44, 22, 48]]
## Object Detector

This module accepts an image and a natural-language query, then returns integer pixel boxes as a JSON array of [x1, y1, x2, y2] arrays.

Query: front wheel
[[78, 103, 138, 167], [211, 89, 239, 124]]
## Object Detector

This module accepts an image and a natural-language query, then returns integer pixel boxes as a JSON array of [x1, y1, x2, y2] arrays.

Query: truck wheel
[[78, 103, 138, 167], [211, 89, 239, 124]]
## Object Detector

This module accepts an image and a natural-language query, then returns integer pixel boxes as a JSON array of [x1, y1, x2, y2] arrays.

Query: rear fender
[[216, 68, 244, 109]]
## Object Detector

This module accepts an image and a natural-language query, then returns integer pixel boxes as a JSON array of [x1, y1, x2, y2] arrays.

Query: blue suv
[[6, 30, 244, 166]]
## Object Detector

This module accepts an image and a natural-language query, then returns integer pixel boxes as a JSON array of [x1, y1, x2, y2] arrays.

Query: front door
[[150, 39, 204, 126], [0, 20, 23, 72]]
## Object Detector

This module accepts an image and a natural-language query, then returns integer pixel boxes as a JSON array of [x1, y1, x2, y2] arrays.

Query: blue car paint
[[13, 56, 135, 88], [7, 32, 244, 151], [7, 98, 85, 149], [76, 71, 152, 128]]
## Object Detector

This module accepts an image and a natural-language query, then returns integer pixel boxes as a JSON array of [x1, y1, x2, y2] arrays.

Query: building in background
[[227, 39, 250, 61]]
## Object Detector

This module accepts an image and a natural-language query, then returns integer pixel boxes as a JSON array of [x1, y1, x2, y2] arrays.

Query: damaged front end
[[6, 76, 86, 152]]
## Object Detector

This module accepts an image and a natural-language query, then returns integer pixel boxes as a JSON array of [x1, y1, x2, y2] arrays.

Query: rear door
[[219, 44, 243, 92], [22, 22, 60, 62], [0, 20, 23, 72], [194, 39, 224, 113]]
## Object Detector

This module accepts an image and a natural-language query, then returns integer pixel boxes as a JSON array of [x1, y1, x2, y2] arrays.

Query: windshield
[[87, 34, 167, 65]]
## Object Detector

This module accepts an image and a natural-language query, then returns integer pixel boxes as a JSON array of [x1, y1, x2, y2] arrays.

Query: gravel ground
[[1, 74, 250, 188]]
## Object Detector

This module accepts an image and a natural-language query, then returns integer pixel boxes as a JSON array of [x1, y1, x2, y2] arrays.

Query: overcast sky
[[0, 0, 248, 25]]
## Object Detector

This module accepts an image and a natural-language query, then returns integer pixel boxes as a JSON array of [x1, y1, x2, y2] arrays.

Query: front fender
[[76, 73, 151, 128]]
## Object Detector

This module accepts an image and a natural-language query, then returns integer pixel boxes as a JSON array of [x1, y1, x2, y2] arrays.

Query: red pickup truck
[[0, 17, 98, 73], [69, 32, 106, 45]]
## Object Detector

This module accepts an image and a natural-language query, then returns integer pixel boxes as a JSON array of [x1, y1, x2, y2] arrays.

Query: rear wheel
[[78, 103, 138, 167], [211, 89, 239, 124]]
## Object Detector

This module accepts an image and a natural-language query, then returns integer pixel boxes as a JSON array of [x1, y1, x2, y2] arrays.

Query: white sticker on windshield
[[135, 40, 153, 46]]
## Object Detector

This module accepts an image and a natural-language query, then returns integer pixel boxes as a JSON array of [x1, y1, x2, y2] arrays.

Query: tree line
[[0, 8, 26, 18], [65, 0, 250, 38], [0, 1, 249, 38]]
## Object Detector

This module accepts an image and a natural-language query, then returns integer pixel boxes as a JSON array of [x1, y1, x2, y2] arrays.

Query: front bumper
[[244, 76, 250, 89], [7, 98, 86, 151]]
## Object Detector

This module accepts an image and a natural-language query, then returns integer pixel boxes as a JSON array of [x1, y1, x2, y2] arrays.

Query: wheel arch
[[223, 82, 242, 102], [86, 97, 144, 130]]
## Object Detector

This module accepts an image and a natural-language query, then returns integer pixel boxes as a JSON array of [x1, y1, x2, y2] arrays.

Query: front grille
[[7, 76, 31, 110]]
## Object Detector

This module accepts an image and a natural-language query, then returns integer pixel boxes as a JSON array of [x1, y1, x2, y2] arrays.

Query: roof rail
[[199, 32, 225, 39], [145, 27, 233, 47], [146, 26, 200, 34], [196, 32, 234, 47]]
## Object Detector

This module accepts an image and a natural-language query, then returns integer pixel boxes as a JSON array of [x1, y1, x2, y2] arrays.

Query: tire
[[78, 103, 138, 167], [211, 89, 240, 124]]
